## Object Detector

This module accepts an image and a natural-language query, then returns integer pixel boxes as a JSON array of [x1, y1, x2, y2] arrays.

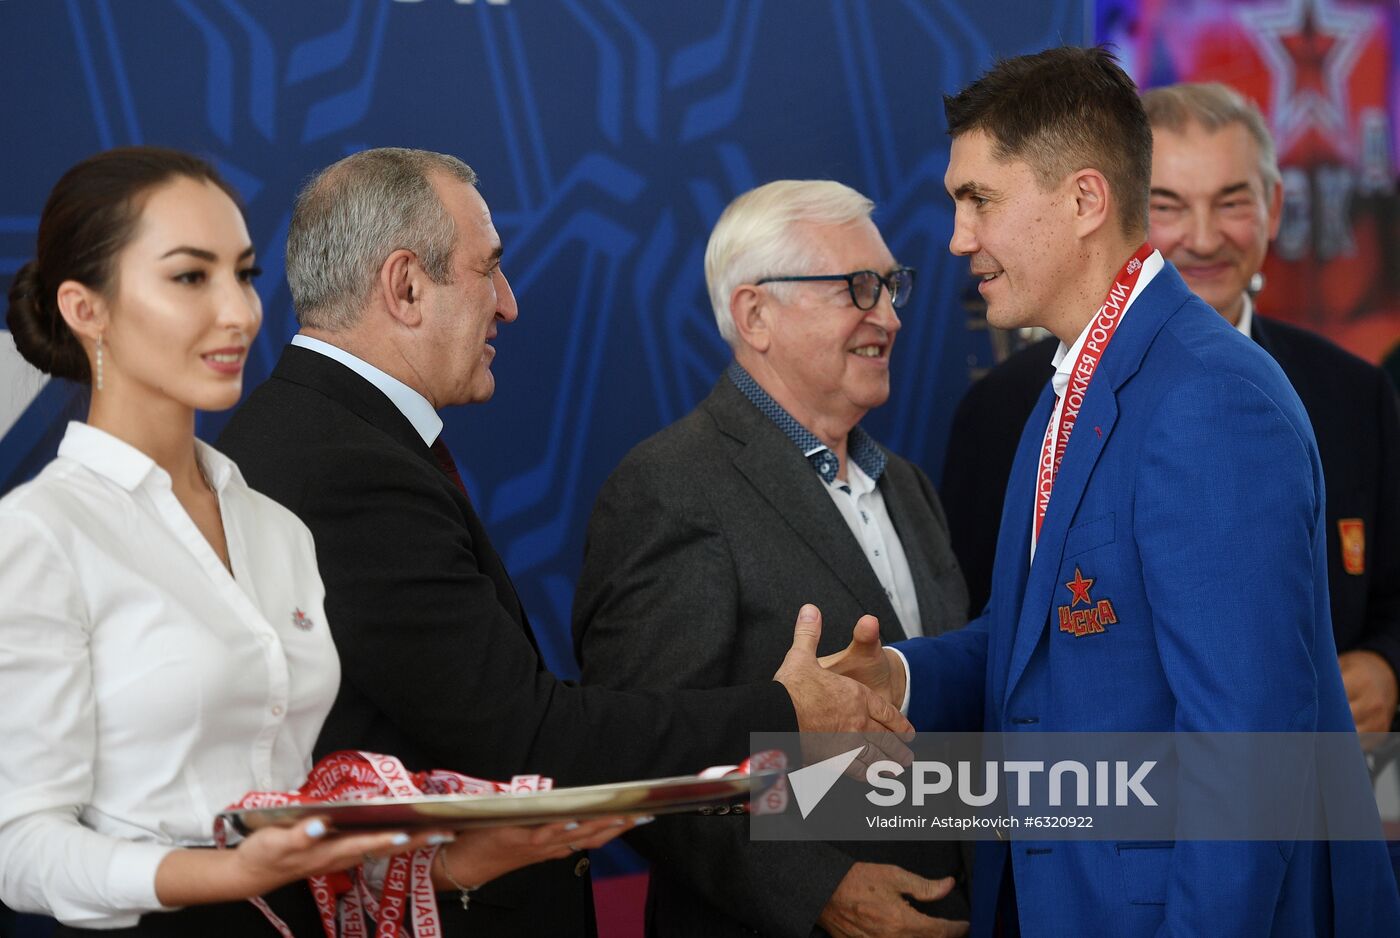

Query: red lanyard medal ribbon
[[214, 749, 786, 938], [214, 751, 553, 938], [1032, 243, 1153, 547]]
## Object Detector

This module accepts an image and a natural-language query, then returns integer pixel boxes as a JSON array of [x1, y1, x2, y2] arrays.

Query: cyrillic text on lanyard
[[1033, 243, 1154, 547]]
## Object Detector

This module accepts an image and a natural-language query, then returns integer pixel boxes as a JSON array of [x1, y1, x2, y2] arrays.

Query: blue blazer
[[897, 263, 1400, 936]]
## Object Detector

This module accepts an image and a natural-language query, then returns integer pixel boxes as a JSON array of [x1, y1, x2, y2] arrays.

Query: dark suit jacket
[[572, 375, 971, 938], [940, 318, 1400, 679], [1252, 315, 1400, 675], [218, 346, 797, 937], [941, 336, 1057, 616]]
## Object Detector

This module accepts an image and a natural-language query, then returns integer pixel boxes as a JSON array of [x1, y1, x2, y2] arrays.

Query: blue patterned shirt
[[726, 362, 887, 483]]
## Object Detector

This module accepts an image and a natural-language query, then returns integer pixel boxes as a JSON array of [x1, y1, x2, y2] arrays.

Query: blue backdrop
[[0, 0, 1084, 677], [0, 2, 1087, 922]]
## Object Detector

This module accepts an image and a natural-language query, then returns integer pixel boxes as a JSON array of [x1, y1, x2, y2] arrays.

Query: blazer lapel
[[706, 380, 904, 640], [273, 345, 435, 465], [991, 386, 1053, 694], [271, 345, 533, 631], [1004, 385, 1119, 699], [1001, 264, 1189, 701]]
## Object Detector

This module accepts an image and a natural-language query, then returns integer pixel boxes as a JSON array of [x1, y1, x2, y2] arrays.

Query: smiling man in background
[[574, 179, 971, 938]]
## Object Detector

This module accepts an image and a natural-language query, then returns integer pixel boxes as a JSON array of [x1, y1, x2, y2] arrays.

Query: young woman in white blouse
[[0, 148, 629, 935]]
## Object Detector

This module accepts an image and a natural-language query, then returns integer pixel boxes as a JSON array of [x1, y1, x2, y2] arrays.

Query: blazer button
[[574, 856, 591, 877]]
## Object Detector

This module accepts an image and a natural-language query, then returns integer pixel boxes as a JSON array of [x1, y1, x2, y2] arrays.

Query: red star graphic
[[1240, 0, 1377, 161], [1281, 2, 1338, 99], [1065, 567, 1094, 607]]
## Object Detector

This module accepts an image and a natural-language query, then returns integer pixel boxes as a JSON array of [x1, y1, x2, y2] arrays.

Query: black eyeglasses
[[754, 267, 916, 311]]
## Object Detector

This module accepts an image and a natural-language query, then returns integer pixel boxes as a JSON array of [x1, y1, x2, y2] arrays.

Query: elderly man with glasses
[[573, 179, 972, 938]]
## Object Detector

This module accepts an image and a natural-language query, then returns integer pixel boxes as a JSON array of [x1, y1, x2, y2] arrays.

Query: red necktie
[[430, 438, 468, 498]]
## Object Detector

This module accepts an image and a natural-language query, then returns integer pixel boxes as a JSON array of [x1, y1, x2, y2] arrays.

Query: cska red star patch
[[1058, 566, 1117, 637]]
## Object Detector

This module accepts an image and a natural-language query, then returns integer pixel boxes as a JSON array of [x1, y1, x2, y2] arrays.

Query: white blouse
[[0, 423, 340, 928]]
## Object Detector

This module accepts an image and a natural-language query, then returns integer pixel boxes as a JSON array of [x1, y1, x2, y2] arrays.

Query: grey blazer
[[573, 374, 971, 937]]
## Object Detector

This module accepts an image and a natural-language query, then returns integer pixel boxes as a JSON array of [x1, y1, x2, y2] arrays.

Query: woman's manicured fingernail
[[306, 819, 327, 839], [563, 821, 580, 832], [391, 832, 411, 846], [427, 833, 455, 845], [633, 815, 655, 826]]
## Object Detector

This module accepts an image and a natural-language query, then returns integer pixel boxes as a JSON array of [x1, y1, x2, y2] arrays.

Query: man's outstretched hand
[[818, 862, 969, 938], [819, 613, 907, 709], [773, 605, 913, 768]]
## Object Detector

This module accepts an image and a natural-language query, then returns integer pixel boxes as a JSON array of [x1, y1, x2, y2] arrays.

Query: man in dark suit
[[218, 148, 911, 937], [939, 81, 1400, 736], [573, 180, 971, 937]]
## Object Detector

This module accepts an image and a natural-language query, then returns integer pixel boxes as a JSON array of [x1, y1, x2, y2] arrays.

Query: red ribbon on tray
[[214, 749, 787, 937], [700, 749, 789, 816], [215, 750, 551, 938]]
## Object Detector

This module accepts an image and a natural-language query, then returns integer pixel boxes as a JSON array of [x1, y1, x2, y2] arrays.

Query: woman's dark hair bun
[[4, 146, 238, 386], [7, 259, 90, 382]]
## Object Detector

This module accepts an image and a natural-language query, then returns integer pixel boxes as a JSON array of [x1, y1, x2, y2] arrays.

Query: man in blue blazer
[[939, 83, 1400, 739], [828, 48, 1400, 936]]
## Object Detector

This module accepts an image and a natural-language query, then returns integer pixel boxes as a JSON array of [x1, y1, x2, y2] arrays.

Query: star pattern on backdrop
[[1238, 0, 1379, 161]]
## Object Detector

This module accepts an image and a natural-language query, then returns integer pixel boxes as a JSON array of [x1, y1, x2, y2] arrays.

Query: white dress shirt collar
[[1234, 292, 1255, 338], [57, 421, 239, 495], [1049, 249, 1164, 399], [290, 334, 443, 446]]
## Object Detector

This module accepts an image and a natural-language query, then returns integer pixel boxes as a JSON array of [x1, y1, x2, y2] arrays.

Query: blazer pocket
[[1064, 513, 1115, 558], [1115, 841, 1172, 905]]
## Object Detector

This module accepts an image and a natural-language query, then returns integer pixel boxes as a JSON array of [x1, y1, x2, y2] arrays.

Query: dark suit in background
[[939, 317, 1400, 678], [219, 346, 798, 937], [940, 336, 1056, 617], [1252, 315, 1400, 673], [574, 374, 971, 937]]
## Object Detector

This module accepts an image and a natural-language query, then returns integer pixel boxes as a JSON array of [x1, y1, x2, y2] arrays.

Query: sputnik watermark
[[866, 758, 1156, 808], [750, 732, 1395, 842], [785, 747, 1156, 821]]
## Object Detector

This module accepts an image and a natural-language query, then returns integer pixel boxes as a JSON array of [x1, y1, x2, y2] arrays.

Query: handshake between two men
[[768, 604, 970, 938], [774, 603, 909, 768]]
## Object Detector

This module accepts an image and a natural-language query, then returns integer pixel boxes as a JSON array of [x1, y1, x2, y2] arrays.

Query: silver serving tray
[[220, 770, 782, 835]]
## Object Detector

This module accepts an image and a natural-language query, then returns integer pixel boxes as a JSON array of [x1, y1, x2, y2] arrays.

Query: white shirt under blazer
[[0, 422, 339, 928]]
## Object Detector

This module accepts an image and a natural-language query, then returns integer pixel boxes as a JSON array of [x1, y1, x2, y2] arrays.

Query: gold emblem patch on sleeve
[[1338, 518, 1365, 575]]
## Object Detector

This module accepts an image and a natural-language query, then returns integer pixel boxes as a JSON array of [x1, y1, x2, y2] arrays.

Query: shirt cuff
[[101, 841, 179, 919], [45, 839, 177, 928], [889, 647, 912, 716]]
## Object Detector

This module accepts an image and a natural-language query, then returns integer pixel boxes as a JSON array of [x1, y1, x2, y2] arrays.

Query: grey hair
[[704, 179, 875, 345], [1142, 82, 1281, 190], [286, 147, 478, 330]]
